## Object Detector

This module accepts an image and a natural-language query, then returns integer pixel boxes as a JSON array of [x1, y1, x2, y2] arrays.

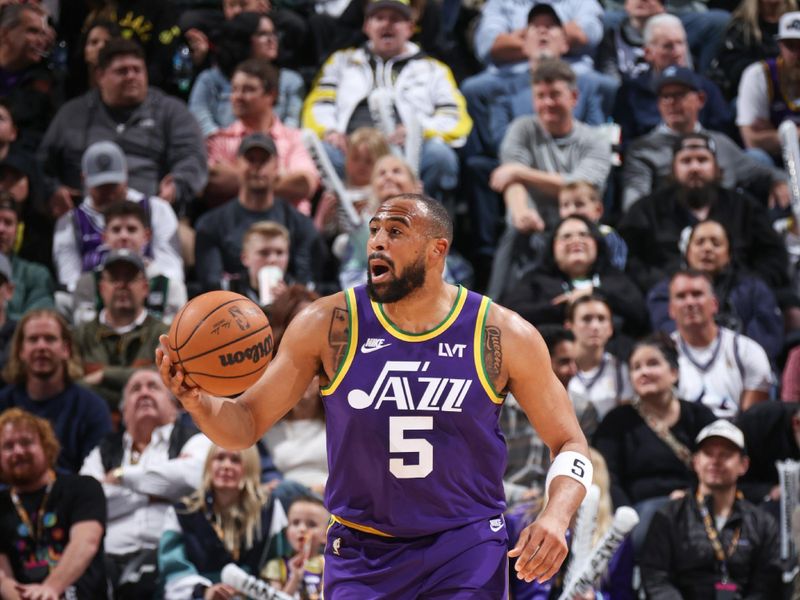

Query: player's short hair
[[565, 293, 612, 323], [98, 38, 146, 70], [559, 181, 601, 204], [347, 127, 391, 161], [242, 220, 290, 248], [539, 325, 575, 355], [104, 200, 150, 230], [233, 58, 279, 95], [630, 331, 679, 371], [531, 58, 576, 90], [0, 408, 61, 473], [383, 193, 454, 245]]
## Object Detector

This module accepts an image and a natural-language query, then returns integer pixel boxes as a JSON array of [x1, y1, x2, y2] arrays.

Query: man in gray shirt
[[487, 59, 612, 298], [622, 65, 788, 212]]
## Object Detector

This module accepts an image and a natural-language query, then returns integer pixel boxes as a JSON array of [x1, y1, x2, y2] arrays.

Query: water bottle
[[172, 44, 193, 94]]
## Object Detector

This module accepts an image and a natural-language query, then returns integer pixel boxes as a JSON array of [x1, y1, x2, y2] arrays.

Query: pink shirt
[[206, 118, 320, 188]]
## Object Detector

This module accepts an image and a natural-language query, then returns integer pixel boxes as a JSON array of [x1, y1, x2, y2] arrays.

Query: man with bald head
[[159, 192, 590, 596], [81, 369, 211, 599]]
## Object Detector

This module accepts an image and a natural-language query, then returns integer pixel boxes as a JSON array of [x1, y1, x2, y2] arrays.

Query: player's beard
[[367, 254, 426, 303]]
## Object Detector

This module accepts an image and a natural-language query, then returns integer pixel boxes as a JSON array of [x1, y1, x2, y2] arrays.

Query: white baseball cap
[[778, 12, 800, 41], [695, 419, 746, 452]]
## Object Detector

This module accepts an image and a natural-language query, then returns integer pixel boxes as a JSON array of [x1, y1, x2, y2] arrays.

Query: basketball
[[167, 291, 274, 397]]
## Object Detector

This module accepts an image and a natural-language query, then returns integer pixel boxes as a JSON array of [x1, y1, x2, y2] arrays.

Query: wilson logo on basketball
[[218, 336, 273, 367]]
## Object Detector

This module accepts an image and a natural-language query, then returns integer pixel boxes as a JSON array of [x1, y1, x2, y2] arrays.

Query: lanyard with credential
[[695, 490, 742, 582], [10, 475, 55, 546]]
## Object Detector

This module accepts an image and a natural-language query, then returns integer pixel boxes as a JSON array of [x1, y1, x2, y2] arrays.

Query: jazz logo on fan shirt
[[347, 360, 471, 412]]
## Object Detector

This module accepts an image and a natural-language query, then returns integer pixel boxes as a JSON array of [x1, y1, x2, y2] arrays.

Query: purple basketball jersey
[[320, 285, 507, 538]]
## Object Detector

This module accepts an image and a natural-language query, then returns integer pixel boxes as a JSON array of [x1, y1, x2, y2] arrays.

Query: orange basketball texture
[[168, 291, 273, 396]]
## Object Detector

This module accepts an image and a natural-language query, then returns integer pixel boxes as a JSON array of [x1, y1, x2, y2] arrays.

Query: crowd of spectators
[[3, 0, 800, 597]]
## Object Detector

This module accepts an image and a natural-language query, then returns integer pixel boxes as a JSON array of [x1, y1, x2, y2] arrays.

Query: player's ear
[[430, 237, 448, 257]]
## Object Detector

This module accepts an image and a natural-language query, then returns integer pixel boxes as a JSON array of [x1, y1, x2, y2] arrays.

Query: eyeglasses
[[254, 30, 278, 40]]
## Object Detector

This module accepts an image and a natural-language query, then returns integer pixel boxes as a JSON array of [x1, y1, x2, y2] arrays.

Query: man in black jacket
[[640, 420, 781, 599], [619, 133, 788, 293]]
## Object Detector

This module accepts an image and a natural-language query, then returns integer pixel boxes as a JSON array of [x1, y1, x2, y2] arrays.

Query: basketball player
[[157, 194, 590, 598]]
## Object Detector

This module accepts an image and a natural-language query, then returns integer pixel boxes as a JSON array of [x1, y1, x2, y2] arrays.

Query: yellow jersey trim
[[474, 297, 505, 405], [371, 285, 467, 342], [332, 515, 393, 537], [320, 289, 358, 396]]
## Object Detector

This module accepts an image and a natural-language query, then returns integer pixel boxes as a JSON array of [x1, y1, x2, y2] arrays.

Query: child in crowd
[[227, 221, 291, 306], [559, 181, 628, 271], [264, 495, 328, 600], [565, 295, 633, 437], [314, 127, 390, 236], [69, 200, 187, 324]]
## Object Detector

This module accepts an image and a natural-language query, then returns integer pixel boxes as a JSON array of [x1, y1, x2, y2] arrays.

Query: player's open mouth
[[370, 261, 392, 283]]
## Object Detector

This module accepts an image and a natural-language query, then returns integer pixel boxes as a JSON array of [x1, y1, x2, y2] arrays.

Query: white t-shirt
[[672, 328, 773, 419], [736, 61, 771, 127], [567, 352, 633, 420]]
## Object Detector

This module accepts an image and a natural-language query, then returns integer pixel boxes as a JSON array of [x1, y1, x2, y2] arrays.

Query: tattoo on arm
[[328, 307, 349, 371], [484, 326, 502, 381]]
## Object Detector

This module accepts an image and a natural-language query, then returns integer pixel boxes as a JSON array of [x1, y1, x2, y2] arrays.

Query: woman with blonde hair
[[506, 448, 635, 599], [158, 444, 286, 600]]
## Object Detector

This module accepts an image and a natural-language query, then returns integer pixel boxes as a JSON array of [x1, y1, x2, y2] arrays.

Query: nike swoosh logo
[[360, 343, 392, 353]]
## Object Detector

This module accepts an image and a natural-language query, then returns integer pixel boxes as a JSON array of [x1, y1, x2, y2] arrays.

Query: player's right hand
[[156, 334, 203, 409]]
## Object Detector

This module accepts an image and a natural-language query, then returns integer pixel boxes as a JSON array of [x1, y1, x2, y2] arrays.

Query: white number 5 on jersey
[[389, 416, 433, 478]]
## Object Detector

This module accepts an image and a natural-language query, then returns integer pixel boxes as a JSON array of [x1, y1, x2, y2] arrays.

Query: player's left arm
[[486, 303, 589, 583]]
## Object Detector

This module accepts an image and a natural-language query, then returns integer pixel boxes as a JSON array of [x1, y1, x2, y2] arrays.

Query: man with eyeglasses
[[73, 249, 169, 411], [612, 13, 732, 146], [622, 65, 788, 212]]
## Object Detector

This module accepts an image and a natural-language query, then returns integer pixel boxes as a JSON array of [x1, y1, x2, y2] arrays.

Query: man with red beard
[[0, 408, 108, 600], [73, 250, 169, 411], [0, 310, 111, 473]]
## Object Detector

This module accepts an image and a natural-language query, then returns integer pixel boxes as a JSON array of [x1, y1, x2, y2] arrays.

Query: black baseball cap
[[238, 133, 278, 157], [528, 3, 562, 26]]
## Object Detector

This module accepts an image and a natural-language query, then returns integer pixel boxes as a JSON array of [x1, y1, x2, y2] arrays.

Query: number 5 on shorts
[[389, 416, 433, 479]]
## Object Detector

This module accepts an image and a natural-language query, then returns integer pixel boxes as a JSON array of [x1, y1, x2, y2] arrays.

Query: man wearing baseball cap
[[52, 140, 184, 293], [623, 64, 788, 212], [620, 131, 789, 293], [73, 248, 169, 409], [302, 0, 471, 204], [640, 419, 781, 598], [195, 132, 321, 292], [738, 11, 800, 162]]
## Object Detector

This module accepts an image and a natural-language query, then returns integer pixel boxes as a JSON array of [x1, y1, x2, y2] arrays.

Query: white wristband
[[545, 451, 593, 496]]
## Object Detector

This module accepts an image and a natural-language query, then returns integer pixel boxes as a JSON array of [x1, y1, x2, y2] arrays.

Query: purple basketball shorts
[[323, 515, 509, 599]]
